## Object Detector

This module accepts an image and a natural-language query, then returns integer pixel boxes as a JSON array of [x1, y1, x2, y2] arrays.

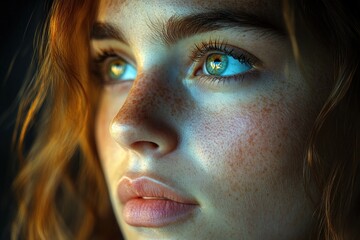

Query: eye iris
[[109, 59, 126, 79], [206, 53, 229, 75]]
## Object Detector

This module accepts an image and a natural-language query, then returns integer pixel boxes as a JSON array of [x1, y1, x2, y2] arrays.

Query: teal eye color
[[107, 58, 137, 81], [205, 53, 252, 77], [206, 54, 229, 75]]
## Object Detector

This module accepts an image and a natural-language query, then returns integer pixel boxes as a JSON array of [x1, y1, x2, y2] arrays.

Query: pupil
[[206, 54, 228, 75], [110, 60, 125, 78]]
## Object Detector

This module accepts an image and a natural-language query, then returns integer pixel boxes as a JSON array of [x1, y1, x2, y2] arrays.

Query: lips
[[118, 175, 199, 227]]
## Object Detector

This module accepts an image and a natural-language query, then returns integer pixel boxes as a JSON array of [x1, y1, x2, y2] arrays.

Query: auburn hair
[[12, 0, 120, 239], [12, 0, 359, 239]]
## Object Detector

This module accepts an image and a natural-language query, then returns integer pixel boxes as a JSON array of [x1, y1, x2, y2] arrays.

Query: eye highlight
[[190, 39, 259, 84], [109, 59, 126, 79], [93, 49, 137, 84], [107, 58, 137, 82], [205, 53, 252, 76], [206, 53, 229, 75]]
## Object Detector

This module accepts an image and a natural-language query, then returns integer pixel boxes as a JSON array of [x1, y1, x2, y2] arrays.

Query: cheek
[[184, 86, 315, 235], [186, 82, 314, 206], [189, 94, 307, 178], [95, 88, 129, 181]]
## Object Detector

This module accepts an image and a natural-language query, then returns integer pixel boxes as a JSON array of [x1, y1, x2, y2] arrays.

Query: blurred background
[[0, 0, 52, 238]]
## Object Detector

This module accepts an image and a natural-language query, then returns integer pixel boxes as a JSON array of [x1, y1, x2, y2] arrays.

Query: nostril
[[110, 121, 178, 157], [130, 141, 159, 153]]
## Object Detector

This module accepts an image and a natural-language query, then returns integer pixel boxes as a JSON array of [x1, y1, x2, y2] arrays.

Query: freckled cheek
[[189, 100, 304, 193]]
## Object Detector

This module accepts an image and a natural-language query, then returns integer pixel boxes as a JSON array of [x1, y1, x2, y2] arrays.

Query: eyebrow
[[91, 10, 286, 45]]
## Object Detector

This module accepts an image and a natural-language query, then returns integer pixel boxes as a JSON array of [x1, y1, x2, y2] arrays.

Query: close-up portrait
[[1, 0, 359, 239]]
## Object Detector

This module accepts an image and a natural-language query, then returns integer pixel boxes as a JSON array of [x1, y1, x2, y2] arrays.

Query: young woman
[[12, 0, 360, 239]]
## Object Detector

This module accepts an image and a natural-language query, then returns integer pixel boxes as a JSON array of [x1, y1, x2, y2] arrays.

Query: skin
[[93, 0, 329, 239]]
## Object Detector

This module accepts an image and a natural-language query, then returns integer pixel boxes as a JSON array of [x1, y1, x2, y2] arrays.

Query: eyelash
[[191, 39, 250, 63], [190, 38, 257, 84], [94, 48, 121, 63], [92, 39, 258, 86]]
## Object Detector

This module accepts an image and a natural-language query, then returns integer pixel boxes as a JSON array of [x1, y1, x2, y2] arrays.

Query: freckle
[[117, 66, 195, 125], [263, 107, 271, 115], [229, 161, 234, 168], [248, 133, 255, 146]]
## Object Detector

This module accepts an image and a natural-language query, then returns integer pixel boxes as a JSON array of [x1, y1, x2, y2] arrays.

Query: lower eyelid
[[193, 68, 261, 90]]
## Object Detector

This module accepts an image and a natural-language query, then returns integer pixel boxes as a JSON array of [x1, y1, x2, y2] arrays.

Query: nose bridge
[[110, 67, 179, 158], [116, 44, 182, 124], [114, 70, 167, 125]]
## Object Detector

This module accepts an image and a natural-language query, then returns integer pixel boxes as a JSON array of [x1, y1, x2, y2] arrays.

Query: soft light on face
[[92, 0, 327, 239]]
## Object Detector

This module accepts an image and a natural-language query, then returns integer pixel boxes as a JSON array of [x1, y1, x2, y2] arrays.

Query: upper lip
[[118, 175, 198, 205]]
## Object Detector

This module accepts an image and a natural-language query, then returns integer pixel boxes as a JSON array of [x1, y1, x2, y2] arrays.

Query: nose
[[110, 76, 178, 158]]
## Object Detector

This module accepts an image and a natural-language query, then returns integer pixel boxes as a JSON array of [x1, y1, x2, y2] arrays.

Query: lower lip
[[123, 198, 197, 227]]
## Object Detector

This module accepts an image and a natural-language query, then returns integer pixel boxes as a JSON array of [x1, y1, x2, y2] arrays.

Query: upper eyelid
[[90, 48, 134, 80], [190, 42, 261, 68], [93, 52, 119, 64], [92, 39, 262, 69], [92, 53, 137, 84], [91, 39, 136, 61]]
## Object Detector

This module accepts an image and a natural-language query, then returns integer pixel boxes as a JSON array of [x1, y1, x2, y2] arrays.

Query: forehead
[[98, 0, 283, 28]]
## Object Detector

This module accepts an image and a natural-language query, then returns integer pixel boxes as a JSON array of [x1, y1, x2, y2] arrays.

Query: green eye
[[204, 53, 252, 77], [109, 59, 126, 79], [206, 53, 229, 75], [107, 58, 137, 82]]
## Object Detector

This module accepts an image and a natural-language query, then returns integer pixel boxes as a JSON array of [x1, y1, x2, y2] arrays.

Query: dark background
[[0, 0, 52, 238]]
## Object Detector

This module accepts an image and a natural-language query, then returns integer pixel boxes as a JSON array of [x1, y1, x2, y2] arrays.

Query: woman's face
[[93, 0, 328, 239]]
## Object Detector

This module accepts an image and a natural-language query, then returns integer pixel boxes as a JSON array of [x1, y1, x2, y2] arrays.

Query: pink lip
[[118, 175, 198, 227]]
